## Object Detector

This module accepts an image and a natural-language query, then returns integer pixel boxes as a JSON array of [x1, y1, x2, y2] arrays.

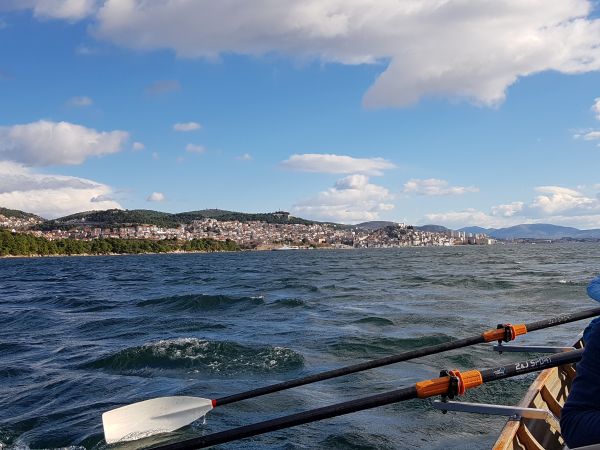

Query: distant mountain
[[458, 223, 600, 240], [0, 207, 44, 221], [417, 224, 451, 233], [355, 221, 398, 230], [458, 226, 494, 235], [488, 224, 600, 240]]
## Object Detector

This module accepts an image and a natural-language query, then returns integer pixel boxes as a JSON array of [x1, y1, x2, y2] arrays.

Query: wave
[[328, 334, 451, 358], [83, 338, 304, 375], [271, 298, 308, 308], [137, 294, 264, 312], [353, 317, 395, 326]]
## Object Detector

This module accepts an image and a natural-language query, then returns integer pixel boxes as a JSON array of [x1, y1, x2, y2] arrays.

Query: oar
[[102, 306, 600, 443], [146, 348, 583, 450]]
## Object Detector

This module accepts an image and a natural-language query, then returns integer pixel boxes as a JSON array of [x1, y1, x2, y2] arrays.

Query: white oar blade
[[102, 396, 213, 444]]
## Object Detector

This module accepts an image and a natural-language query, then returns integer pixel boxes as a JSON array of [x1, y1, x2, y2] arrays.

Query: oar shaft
[[479, 348, 583, 383], [216, 335, 482, 405], [150, 386, 418, 450], [148, 349, 583, 450], [524, 306, 600, 333]]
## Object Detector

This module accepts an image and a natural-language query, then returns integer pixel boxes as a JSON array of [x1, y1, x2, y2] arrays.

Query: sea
[[1, 243, 599, 450]]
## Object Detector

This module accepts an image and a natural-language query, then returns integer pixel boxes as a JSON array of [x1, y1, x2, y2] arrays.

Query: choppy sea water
[[1, 243, 599, 450]]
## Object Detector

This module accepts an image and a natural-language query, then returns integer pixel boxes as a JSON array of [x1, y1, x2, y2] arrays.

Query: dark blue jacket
[[560, 276, 600, 448]]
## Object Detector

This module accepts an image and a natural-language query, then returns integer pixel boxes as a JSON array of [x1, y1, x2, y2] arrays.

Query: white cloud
[[132, 141, 145, 151], [529, 186, 597, 215], [292, 174, 394, 223], [186, 144, 206, 154], [580, 131, 600, 140], [593, 98, 600, 121], [1, 0, 98, 21], [236, 153, 253, 161], [491, 202, 524, 217], [89, 0, 600, 108], [0, 120, 128, 166], [0, 161, 121, 218], [403, 178, 479, 196], [147, 191, 165, 202], [173, 122, 201, 132], [424, 185, 600, 229], [67, 95, 93, 107], [281, 153, 395, 176]]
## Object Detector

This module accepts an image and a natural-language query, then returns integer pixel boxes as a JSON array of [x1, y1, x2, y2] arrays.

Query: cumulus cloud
[[403, 178, 479, 196], [529, 186, 597, 215], [147, 191, 165, 202], [173, 122, 201, 132], [67, 95, 93, 107], [281, 154, 395, 176], [0, 161, 121, 218], [185, 144, 206, 154], [86, 0, 600, 108], [145, 79, 181, 95], [0, 120, 128, 166], [424, 185, 600, 229], [292, 174, 394, 223], [132, 141, 145, 151], [491, 202, 524, 217]]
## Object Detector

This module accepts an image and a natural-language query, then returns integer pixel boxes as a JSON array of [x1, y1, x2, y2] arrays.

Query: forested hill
[[36, 208, 326, 230], [0, 207, 44, 221], [172, 210, 319, 225]]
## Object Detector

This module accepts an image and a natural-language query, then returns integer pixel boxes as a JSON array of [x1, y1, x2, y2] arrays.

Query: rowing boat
[[492, 339, 584, 450]]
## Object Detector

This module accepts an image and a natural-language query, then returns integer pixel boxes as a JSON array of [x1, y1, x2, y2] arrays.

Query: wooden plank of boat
[[492, 339, 583, 450]]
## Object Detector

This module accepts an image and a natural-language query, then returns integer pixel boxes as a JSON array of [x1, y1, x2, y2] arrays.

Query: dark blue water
[[1, 244, 599, 449]]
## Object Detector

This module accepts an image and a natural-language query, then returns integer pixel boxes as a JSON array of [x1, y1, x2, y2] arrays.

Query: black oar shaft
[[524, 306, 600, 333], [215, 306, 600, 406], [150, 386, 418, 450], [479, 348, 583, 383], [149, 349, 583, 450], [216, 335, 482, 405]]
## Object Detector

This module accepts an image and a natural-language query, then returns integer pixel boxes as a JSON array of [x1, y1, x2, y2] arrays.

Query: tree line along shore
[[0, 230, 239, 257]]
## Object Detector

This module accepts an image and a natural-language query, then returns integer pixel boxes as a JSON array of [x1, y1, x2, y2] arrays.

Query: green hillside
[[36, 208, 331, 230], [0, 207, 44, 221], [37, 209, 181, 230], [173, 209, 318, 225]]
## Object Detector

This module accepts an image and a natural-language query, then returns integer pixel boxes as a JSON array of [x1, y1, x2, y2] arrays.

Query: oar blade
[[102, 396, 213, 444]]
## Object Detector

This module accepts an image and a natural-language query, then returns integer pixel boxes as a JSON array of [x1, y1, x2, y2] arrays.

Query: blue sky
[[2, 1, 600, 228]]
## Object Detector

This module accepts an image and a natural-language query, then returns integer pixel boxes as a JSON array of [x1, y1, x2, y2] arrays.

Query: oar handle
[[148, 349, 583, 450]]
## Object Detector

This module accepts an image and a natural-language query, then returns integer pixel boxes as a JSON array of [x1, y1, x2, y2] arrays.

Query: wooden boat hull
[[493, 340, 583, 450]]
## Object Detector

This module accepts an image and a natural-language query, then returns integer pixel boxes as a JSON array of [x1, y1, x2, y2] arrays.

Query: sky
[[1, 1, 600, 229]]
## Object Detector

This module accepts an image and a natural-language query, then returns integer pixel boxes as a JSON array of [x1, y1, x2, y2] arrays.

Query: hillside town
[[0, 211, 494, 249]]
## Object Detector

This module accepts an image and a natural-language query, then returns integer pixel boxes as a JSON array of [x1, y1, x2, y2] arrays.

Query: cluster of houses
[[0, 213, 42, 230]]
